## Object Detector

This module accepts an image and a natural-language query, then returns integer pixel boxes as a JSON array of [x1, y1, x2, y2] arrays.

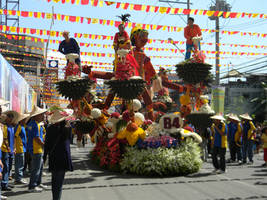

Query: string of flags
[[1, 8, 266, 36], [1, 39, 266, 63], [1, 31, 266, 49], [44, 0, 267, 20], [0, 22, 266, 38]]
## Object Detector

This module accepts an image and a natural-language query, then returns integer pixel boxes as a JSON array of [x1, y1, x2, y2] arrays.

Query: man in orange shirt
[[184, 17, 202, 60]]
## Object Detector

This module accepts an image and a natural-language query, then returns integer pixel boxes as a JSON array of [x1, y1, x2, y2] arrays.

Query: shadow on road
[[2, 190, 31, 197], [58, 176, 265, 192], [251, 168, 267, 177], [185, 172, 213, 178]]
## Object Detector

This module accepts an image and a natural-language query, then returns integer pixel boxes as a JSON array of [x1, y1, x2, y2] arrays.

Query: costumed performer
[[58, 31, 81, 67], [184, 17, 202, 60]]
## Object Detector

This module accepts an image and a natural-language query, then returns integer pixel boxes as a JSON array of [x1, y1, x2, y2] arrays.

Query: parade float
[[54, 16, 215, 176]]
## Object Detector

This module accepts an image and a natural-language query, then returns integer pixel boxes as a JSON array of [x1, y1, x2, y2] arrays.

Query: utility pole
[[209, 0, 231, 85], [215, 6, 220, 85]]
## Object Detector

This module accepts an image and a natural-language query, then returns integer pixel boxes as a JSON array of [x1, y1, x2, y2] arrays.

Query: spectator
[[255, 123, 262, 154], [184, 17, 202, 60], [227, 114, 243, 164], [0, 98, 9, 200], [27, 106, 47, 192], [44, 110, 73, 200], [239, 113, 256, 164], [210, 114, 228, 174], [23, 116, 32, 175], [14, 113, 29, 184], [1, 110, 18, 191]]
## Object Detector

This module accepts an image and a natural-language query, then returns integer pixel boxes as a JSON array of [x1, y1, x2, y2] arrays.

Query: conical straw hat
[[239, 113, 252, 121]]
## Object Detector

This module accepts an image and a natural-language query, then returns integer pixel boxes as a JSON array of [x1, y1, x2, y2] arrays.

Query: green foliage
[[116, 119, 128, 133], [224, 96, 249, 115], [120, 139, 202, 176], [48, 105, 64, 112]]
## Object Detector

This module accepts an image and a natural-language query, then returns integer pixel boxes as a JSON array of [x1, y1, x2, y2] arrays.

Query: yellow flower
[[117, 129, 127, 139]]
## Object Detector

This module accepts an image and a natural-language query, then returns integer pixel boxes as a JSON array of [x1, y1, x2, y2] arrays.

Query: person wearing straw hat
[[44, 109, 73, 200], [14, 113, 30, 185], [239, 113, 256, 164], [1, 110, 19, 191], [210, 114, 228, 174], [0, 99, 9, 200], [227, 113, 243, 164], [27, 105, 47, 192]]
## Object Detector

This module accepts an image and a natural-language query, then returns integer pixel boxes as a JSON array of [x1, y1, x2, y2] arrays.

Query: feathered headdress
[[117, 14, 131, 24]]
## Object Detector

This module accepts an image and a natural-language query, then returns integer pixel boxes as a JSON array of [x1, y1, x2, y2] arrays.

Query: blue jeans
[[8, 152, 14, 176], [242, 140, 254, 162], [212, 147, 226, 171], [52, 170, 66, 200], [15, 153, 25, 182], [185, 42, 201, 60], [29, 153, 43, 189], [1, 152, 10, 188]]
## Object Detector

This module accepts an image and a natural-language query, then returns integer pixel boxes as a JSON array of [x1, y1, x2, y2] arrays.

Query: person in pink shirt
[[184, 17, 202, 60]]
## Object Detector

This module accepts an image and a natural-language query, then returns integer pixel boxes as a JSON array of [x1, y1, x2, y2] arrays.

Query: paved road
[[5, 144, 267, 200]]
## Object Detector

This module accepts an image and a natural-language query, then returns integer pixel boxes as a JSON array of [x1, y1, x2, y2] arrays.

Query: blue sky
[[19, 0, 267, 79]]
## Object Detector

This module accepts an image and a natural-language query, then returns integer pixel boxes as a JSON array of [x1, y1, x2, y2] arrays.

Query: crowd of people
[[0, 99, 73, 200], [208, 113, 267, 174], [0, 99, 266, 199]]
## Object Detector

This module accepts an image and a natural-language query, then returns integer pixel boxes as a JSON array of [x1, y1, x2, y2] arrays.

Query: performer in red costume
[[113, 24, 131, 52]]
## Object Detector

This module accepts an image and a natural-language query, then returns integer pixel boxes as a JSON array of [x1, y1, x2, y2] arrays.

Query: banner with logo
[[0, 53, 37, 113], [211, 86, 225, 114]]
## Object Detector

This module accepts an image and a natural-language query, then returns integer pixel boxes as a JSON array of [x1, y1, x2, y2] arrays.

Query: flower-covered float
[[55, 16, 215, 176]]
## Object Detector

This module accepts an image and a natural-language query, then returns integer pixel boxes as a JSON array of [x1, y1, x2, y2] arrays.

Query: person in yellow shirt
[[210, 114, 227, 174], [14, 113, 29, 184], [227, 114, 243, 164], [0, 98, 9, 200], [261, 127, 267, 167], [239, 113, 256, 164], [27, 106, 47, 193]]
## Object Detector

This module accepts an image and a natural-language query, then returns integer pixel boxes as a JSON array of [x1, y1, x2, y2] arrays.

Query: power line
[[220, 60, 267, 74], [233, 56, 267, 67], [242, 65, 267, 73], [247, 68, 267, 74]]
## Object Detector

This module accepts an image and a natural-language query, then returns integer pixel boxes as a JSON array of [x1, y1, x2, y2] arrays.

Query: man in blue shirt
[[239, 113, 256, 164], [27, 106, 47, 193], [14, 113, 29, 184], [227, 114, 242, 164], [211, 114, 228, 174], [58, 31, 81, 66]]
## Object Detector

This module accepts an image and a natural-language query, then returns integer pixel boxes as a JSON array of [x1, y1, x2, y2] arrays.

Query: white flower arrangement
[[120, 139, 202, 176]]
